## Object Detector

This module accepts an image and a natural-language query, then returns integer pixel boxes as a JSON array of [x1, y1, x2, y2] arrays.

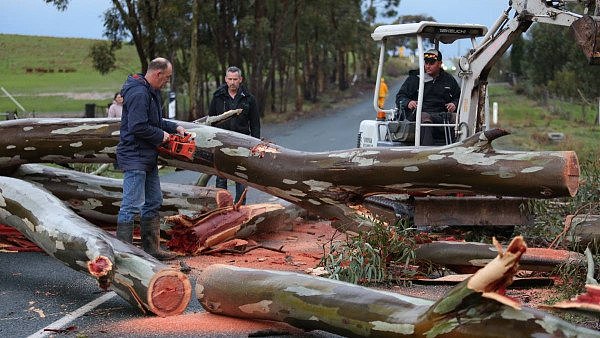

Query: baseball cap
[[424, 49, 442, 62]]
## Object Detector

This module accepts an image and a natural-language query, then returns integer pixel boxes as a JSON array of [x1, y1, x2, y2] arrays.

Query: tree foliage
[[89, 42, 116, 75], [48, 0, 401, 121], [510, 4, 600, 101]]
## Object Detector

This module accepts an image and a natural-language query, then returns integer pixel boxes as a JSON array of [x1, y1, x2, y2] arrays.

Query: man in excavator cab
[[395, 49, 460, 146]]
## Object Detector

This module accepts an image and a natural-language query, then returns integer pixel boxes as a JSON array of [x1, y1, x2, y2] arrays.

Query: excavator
[[357, 0, 600, 227]]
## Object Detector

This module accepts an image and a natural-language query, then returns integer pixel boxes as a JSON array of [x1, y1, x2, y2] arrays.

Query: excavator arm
[[457, 0, 600, 136]]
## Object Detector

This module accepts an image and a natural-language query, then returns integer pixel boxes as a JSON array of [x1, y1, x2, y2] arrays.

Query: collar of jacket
[[214, 84, 248, 98]]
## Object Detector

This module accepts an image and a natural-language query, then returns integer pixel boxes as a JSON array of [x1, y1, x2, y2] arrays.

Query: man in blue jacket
[[208, 66, 260, 204], [116, 57, 186, 260]]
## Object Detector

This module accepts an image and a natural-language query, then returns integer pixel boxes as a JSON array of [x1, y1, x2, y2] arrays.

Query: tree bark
[[195, 237, 600, 337], [0, 118, 580, 230], [12, 163, 232, 225], [0, 176, 191, 317]]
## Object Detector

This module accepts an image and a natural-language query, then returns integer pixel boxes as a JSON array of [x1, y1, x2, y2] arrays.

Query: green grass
[[0, 34, 140, 114], [488, 83, 600, 161]]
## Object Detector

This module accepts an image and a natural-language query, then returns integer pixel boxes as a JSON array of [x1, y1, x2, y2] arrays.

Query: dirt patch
[[34, 91, 113, 100]]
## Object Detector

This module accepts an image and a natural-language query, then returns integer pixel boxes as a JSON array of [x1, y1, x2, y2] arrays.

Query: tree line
[[49, 0, 400, 121], [48, 0, 598, 122]]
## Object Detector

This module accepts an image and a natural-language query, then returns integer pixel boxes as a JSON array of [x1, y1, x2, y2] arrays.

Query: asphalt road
[[0, 80, 401, 337]]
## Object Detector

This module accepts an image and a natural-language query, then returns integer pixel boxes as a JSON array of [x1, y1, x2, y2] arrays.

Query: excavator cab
[[358, 22, 487, 148], [359, 1, 600, 150]]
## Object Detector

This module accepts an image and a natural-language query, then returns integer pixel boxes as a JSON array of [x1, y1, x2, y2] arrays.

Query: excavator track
[[364, 195, 531, 228]]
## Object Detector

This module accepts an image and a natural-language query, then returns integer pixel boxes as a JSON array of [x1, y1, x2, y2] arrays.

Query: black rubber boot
[[116, 222, 134, 244], [140, 217, 177, 260]]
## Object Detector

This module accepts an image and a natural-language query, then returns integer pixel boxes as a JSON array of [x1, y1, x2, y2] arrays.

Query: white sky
[[0, 0, 509, 57]]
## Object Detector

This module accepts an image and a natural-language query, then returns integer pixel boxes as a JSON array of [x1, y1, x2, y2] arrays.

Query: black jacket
[[208, 84, 260, 138], [395, 69, 460, 116]]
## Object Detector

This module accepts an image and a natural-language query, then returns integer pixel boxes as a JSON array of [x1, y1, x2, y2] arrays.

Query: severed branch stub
[[0, 118, 580, 230], [0, 176, 191, 317], [195, 236, 600, 337]]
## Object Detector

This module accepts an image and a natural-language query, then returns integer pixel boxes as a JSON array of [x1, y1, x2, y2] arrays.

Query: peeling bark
[[0, 118, 580, 230], [165, 203, 303, 255], [195, 237, 600, 337], [414, 240, 587, 273], [0, 176, 191, 317], [12, 163, 232, 224]]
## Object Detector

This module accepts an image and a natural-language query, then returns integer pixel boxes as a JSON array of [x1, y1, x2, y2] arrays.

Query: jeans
[[117, 167, 163, 223], [215, 176, 246, 204]]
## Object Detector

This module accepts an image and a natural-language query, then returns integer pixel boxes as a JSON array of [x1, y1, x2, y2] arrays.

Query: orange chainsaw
[[157, 133, 196, 160]]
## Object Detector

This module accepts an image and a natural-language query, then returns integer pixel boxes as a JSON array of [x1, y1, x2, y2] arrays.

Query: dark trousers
[[216, 176, 246, 204]]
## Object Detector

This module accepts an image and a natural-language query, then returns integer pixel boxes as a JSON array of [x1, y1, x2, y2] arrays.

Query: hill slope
[[0, 34, 140, 114]]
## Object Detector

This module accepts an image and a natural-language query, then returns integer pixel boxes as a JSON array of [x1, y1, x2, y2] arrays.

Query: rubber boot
[[140, 217, 177, 260], [116, 221, 134, 244]]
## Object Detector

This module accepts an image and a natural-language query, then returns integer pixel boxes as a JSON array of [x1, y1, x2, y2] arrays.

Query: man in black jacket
[[395, 49, 460, 145], [208, 66, 260, 204]]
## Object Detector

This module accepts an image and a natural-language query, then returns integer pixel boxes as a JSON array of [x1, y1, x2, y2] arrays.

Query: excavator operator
[[395, 49, 461, 145]]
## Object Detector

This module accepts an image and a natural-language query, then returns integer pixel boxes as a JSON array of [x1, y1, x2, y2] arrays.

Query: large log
[[0, 118, 579, 229], [0, 176, 191, 317], [414, 240, 587, 273], [12, 163, 232, 224], [195, 237, 599, 337]]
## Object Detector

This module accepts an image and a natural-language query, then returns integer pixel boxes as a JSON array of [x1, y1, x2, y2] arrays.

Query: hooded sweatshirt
[[116, 73, 178, 171]]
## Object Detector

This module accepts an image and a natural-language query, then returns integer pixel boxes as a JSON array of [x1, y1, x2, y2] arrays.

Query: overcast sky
[[0, 0, 509, 58]]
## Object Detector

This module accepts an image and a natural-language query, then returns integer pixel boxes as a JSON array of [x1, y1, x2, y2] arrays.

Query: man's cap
[[424, 49, 442, 61]]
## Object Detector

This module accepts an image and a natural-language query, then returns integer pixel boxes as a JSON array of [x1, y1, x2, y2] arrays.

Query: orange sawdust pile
[[183, 220, 339, 273], [107, 312, 304, 336]]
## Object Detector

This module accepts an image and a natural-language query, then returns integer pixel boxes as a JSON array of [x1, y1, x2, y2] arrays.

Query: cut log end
[[215, 190, 234, 207], [564, 151, 580, 197], [147, 269, 192, 317], [87, 255, 113, 278]]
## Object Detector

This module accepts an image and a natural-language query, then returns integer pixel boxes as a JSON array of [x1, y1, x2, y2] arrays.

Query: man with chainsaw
[[208, 66, 260, 205], [395, 49, 460, 145], [116, 57, 186, 260]]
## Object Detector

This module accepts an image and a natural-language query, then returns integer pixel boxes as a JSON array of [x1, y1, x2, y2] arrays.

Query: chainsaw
[[157, 133, 196, 160]]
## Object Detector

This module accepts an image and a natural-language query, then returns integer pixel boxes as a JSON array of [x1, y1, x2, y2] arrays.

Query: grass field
[[0, 34, 140, 114], [488, 84, 600, 161]]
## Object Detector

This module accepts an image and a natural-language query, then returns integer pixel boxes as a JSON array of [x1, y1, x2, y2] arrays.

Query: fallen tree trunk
[[165, 203, 304, 255], [195, 237, 599, 337], [0, 176, 191, 317], [565, 214, 600, 251], [0, 118, 579, 229], [13, 163, 232, 224], [414, 240, 587, 273]]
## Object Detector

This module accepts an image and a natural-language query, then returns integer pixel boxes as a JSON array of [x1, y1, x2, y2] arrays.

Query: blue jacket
[[116, 73, 178, 171]]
